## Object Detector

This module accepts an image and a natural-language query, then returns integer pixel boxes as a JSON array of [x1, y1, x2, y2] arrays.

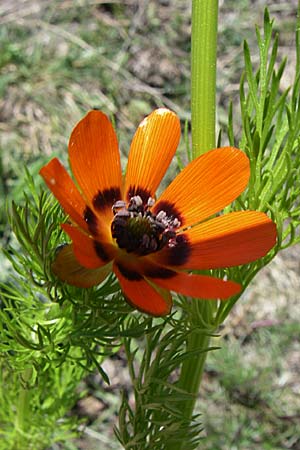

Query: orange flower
[[40, 109, 277, 316]]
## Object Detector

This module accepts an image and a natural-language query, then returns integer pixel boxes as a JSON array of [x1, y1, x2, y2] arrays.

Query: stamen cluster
[[111, 195, 181, 256]]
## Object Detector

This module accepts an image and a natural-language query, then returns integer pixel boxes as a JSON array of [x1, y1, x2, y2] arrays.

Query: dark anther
[[112, 200, 127, 214]]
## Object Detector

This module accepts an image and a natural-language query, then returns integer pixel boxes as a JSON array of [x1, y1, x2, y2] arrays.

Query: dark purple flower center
[[111, 195, 181, 256]]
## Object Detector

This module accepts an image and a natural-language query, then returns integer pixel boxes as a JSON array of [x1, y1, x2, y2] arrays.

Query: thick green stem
[[191, 0, 219, 157], [177, 329, 211, 419], [169, 1, 219, 447], [166, 301, 215, 450], [180, 0, 219, 392]]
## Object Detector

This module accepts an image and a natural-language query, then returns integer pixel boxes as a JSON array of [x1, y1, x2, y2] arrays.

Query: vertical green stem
[[170, 1, 219, 446], [166, 301, 216, 450], [177, 327, 211, 419], [191, 0, 219, 158]]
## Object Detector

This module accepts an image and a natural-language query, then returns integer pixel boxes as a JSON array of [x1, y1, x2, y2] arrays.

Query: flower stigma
[[111, 195, 181, 256]]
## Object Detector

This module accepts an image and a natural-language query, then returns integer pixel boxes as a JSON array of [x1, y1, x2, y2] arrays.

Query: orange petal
[[39, 158, 89, 232], [152, 211, 276, 270], [52, 244, 111, 288], [62, 223, 116, 269], [148, 271, 241, 300], [113, 261, 172, 316], [124, 109, 181, 202], [69, 110, 122, 210], [153, 147, 250, 228]]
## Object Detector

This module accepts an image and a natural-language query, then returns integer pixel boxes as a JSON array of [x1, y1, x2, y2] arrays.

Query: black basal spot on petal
[[94, 241, 110, 262], [126, 185, 151, 204], [116, 263, 143, 281], [93, 187, 121, 210], [83, 206, 98, 235], [145, 267, 175, 279], [153, 200, 183, 223], [167, 234, 191, 266]]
